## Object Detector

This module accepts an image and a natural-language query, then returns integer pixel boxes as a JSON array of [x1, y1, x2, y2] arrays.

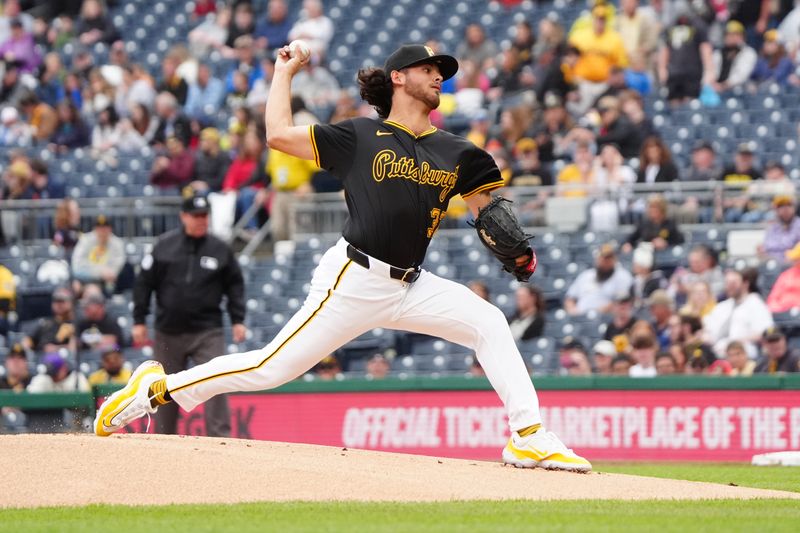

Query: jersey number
[[427, 208, 447, 238]]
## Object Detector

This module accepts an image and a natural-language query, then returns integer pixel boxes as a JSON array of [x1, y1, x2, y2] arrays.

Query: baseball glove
[[472, 196, 537, 282]]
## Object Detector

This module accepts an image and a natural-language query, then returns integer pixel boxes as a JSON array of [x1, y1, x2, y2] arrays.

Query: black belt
[[346, 244, 421, 283]]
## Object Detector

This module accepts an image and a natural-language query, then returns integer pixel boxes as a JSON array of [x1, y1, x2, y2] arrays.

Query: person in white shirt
[[0, 0, 34, 44], [590, 143, 636, 231], [0, 105, 32, 146], [27, 353, 90, 393], [710, 21, 758, 94], [669, 244, 725, 302], [27, 352, 90, 431], [188, 6, 231, 58], [90, 105, 122, 156], [592, 143, 636, 191], [704, 268, 774, 358], [628, 333, 658, 378], [565, 243, 634, 315], [614, 0, 660, 62], [71, 215, 127, 291], [778, 1, 800, 56], [291, 58, 340, 117], [287, 0, 334, 59]]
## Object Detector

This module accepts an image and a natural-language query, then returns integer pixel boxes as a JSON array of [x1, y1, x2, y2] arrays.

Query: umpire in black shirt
[[132, 191, 246, 437]]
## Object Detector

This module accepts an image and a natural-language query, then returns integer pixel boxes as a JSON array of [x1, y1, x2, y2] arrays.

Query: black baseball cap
[[383, 44, 459, 81], [763, 326, 785, 342], [2, 58, 23, 70], [685, 343, 716, 365], [181, 191, 210, 214], [560, 336, 585, 351], [8, 343, 26, 358], [613, 290, 634, 303], [316, 354, 340, 369]]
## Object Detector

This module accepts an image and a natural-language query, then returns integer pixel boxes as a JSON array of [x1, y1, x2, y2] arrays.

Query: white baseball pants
[[166, 238, 542, 430]]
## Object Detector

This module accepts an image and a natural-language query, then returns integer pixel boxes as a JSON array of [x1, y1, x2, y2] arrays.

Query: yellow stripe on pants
[[169, 259, 353, 394]]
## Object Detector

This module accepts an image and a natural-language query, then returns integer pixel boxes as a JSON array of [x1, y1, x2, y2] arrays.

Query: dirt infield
[[2, 433, 798, 508]]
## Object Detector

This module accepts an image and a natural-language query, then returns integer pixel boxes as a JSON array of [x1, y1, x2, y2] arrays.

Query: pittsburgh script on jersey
[[371, 149, 459, 202]]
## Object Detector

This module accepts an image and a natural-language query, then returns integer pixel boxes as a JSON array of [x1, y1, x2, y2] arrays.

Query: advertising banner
[[117, 389, 800, 461]]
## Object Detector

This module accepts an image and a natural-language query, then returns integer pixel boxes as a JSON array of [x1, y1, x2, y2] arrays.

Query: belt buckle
[[400, 268, 417, 283]]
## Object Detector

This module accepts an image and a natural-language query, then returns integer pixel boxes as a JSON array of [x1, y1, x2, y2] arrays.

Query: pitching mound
[[2, 434, 798, 508]]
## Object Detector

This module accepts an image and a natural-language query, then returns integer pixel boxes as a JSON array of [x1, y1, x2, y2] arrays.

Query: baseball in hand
[[288, 40, 311, 62]]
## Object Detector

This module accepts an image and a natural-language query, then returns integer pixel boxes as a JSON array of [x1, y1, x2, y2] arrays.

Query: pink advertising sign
[[116, 389, 800, 461]]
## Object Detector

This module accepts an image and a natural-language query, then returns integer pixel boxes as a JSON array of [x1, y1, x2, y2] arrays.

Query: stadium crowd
[[1, 0, 800, 409]]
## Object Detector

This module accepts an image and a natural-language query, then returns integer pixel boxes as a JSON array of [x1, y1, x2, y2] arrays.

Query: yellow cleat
[[94, 360, 166, 436], [502, 429, 592, 472]]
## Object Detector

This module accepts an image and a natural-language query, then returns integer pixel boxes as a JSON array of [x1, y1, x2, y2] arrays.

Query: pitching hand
[[275, 45, 309, 77]]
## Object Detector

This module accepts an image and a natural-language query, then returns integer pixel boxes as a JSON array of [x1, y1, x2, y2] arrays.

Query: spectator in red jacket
[[223, 129, 266, 230], [766, 243, 800, 313], [193, 0, 217, 20], [150, 136, 194, 190]]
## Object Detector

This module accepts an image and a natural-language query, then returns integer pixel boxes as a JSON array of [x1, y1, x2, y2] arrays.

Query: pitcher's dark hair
[[357, 67, 394, 118]]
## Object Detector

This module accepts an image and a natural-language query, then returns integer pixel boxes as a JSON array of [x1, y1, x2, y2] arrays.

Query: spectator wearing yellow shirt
[[0, 262, 15, 337], [556, 141, 596, 197], [509, 138, 553, 187], [465, 109, 490, 149], [569, 0, 616, 38], [569, 5, 628, 114], [88, 346, 132, 386], [614, 0, 660, 65], [679, 281, 716, 319], [19, 92, 58, 142], [266, 147, 318, 242]]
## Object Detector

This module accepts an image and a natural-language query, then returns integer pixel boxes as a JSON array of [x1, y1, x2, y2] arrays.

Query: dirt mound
[[2, 434, 797, 508]]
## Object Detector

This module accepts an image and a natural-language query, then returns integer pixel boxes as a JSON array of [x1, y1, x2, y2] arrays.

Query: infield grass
[[595, 462, 800, 493], [1, 500, 798, 533], [2, 463, 798, 532]]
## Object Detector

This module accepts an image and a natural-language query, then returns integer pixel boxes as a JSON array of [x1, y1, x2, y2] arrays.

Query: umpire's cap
[[383, 44, 459, 81], [181, 190, 210, 214]]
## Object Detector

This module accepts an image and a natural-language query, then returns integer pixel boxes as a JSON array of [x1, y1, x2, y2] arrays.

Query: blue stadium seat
[[392, 354, 418, 373]]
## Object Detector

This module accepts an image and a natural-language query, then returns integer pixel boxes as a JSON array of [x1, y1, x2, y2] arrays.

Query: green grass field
[[596, 462, 800, 493], [2, 463, 798, 533]]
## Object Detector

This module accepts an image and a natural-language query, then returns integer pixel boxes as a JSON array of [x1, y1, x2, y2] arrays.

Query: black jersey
[[310, 117, 503, 268]]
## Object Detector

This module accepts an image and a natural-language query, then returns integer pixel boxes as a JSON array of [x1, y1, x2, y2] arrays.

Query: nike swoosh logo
[[103, 397, 134, 428], [513, 442, 548, 458], [376, 131, 394, 136]]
